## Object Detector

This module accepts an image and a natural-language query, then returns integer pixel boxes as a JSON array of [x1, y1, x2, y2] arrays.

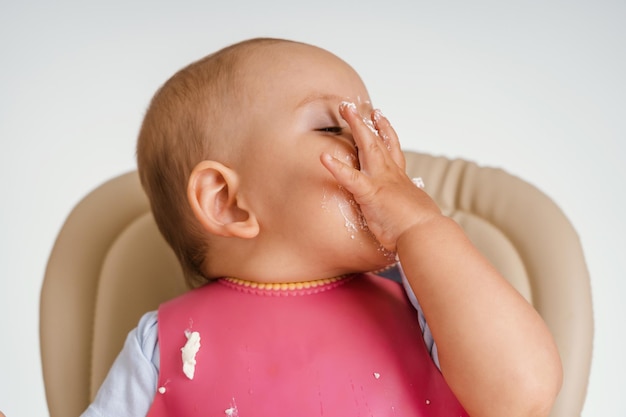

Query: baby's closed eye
[[316, 126, 344, 134]]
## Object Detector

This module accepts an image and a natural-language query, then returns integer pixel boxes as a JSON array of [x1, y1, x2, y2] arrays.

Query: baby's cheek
[[341, 151, 359, 170], [331, 143, 359, 170], [320, 185, 368, 240], [320, 185, 397, 263]]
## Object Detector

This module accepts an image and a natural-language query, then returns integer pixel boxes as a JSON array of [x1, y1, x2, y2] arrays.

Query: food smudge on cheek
[[321, 185, 368, 240], [320, 146, 367, 239], [319, 144, 396, 262]]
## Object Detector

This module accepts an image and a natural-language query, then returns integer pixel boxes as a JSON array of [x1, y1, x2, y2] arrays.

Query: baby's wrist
[[395, 214, 456, 252]]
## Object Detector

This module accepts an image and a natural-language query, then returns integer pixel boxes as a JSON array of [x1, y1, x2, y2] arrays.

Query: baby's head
[[138, 38, 394, 287]]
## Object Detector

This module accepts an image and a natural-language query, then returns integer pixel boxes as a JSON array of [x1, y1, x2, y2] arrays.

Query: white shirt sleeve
[[79, 311, 160, 417], [398, 263, 441, 369]]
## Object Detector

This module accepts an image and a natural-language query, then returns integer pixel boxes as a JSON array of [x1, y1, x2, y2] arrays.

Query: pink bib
[[147, 273, 468, 416]]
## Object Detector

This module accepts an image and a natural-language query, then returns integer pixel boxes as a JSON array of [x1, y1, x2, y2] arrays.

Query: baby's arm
[[321, 103, 562, 417], [80, 311, 159, 417]]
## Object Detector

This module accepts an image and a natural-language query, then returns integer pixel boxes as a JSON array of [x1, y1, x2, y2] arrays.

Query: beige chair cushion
[[41, 172, 186, 417], [41, 151, 592, 417]]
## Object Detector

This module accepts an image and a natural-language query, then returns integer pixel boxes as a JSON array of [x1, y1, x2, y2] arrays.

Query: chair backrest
[[40, 151, 593, 417]]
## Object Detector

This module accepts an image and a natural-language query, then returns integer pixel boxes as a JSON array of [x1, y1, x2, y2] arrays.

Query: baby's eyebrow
[[295, 93, 374, 118], [296, 93, 346, 109]]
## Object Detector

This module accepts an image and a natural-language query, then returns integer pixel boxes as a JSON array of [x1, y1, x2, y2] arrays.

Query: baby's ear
[[187, 160, 259, 239]]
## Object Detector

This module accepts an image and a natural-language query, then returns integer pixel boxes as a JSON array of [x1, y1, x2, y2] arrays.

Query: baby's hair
[[137, 37, 293, 287]]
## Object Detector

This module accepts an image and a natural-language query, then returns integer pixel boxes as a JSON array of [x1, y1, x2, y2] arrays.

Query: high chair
[[40, 151, 593, 417]]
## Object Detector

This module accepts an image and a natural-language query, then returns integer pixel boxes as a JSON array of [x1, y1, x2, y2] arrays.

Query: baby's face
[[235, 42, 395, 279]]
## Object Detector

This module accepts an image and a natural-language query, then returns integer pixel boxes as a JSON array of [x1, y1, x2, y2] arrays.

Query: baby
[[81, 38, 562, 417]]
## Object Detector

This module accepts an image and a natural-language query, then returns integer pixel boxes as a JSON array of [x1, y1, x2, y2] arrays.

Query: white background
[[1, 0, 624, 415]]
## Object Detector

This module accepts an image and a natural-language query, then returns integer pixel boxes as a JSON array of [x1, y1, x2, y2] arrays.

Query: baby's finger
[[320, 152, 373, 202], [339, 102, 388, 173], [372, 109, 405, 170]]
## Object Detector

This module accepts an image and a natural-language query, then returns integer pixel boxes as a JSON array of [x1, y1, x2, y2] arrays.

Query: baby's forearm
[[397, 216, 562, 417]]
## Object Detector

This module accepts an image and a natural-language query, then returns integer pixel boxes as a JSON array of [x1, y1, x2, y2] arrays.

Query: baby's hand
[[321, 102, 441, 252]]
